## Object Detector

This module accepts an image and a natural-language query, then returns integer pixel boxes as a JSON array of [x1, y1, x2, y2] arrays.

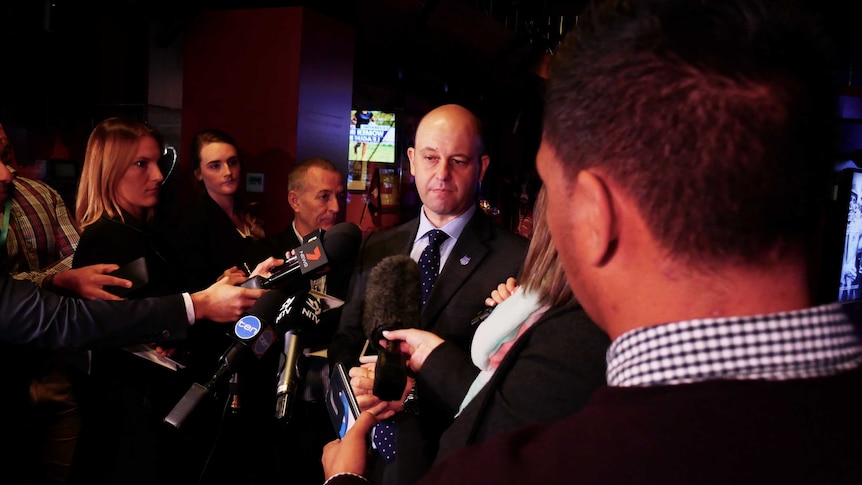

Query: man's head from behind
[[538, 0, 837, 326], [408, 104, 490, 228], [288, 157, 345, 238]]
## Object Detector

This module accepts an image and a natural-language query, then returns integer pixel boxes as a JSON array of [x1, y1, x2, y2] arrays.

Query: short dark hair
[[543, 0, 837, 264]]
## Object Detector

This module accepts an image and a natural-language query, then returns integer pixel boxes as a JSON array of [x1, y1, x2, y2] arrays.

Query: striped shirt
[[607, 302, 862, 387]]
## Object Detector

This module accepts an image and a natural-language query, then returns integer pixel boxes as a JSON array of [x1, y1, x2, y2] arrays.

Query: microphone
[[273, 330, 302, 421], [165, 289, 322, 428], [240, 222, 361, 292], [164, 289, 290, 429], [361, 254, 422, 401], [272, 291, 326, 421]]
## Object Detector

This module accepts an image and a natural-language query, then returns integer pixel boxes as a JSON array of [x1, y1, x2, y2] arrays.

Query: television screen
[[349, 110, 395, 163], [838, 169, 862, 302]]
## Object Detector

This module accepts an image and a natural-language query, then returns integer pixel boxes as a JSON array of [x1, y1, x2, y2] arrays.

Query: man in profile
[[323, 0, 862, 483]]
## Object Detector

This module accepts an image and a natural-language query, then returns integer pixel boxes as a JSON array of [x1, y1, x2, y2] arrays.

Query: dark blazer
[[72, 213, 185, 297], [329, 208, 529, 485], [428, 303, 609, 463], [173, 194, 263, 292], [70, 214, 197, 484], [330, 210, 529, 366], [0, 273, 188, 349]]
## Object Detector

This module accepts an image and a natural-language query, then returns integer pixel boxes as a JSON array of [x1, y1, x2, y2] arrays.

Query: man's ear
[[574, 170, 618, 267], [477, 155, 490, 184], [288, 190, 300, 211], [407, 147, 417, 177], [194, 168, 202, 182]]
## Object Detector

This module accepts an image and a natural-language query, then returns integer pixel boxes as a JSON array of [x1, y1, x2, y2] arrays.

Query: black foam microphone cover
[[362, 254, 422, 401]]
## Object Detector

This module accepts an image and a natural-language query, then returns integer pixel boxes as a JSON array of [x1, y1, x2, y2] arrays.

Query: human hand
[[219, 266, 247, 285], [322, 410, 378, 480], [349, 364, 411, 414], [190, 276, 266, 322], [382, 328, 444, 373], [249, 256, 284, 279], [485, 277, 519, 307], [51, 264, 132, 301]]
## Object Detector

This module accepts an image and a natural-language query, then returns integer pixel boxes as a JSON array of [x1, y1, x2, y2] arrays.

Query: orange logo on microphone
[[305, 247, 322, 261]]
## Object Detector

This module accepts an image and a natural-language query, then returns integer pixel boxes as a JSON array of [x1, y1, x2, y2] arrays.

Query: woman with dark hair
[[176, 129, 266, 292]]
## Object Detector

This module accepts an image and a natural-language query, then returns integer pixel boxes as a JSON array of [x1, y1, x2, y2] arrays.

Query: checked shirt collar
[[607, 302, 862, 387]]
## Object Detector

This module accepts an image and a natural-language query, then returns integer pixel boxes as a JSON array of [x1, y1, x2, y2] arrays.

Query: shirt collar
[[415, 204, 476, 244], [606, 302, 862, 387]]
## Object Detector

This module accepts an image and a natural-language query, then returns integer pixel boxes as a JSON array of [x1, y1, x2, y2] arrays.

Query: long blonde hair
[[520, 186, 575, 308], [76, 118, 162, 229]]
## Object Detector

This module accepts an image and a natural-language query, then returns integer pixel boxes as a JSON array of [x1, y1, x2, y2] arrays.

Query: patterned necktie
[[417, 229, 449, 306], [372, 229, 449, 463]]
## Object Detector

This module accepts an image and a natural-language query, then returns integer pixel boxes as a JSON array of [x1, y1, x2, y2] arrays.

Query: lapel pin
[[460, 255, 471, 266]]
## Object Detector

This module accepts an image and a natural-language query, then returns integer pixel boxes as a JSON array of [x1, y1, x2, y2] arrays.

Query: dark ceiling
[[0, 0, 860, 130], [0, 0, 593, 130]]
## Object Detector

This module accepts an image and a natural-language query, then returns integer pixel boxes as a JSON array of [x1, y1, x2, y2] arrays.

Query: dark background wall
[[1, 0, 861, 234]]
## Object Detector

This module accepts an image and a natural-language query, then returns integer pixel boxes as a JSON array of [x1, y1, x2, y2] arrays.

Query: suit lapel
[[422, 211, 491, 329]]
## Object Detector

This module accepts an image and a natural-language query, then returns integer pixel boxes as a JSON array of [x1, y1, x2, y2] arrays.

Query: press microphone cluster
[[240, 222, 362, 292], [164, 223, 361, 429], [362, 254, 422, 401]]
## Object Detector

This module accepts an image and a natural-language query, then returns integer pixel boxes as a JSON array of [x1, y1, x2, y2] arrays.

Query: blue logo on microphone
[[235, 315, 262, 340]]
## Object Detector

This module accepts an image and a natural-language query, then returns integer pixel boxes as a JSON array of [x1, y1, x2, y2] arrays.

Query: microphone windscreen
[[321, 222, 362, 266], [362, 255, 422, 340]]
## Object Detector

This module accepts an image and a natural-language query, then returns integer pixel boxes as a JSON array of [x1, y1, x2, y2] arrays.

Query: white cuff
[[182, 292, 195, 325]]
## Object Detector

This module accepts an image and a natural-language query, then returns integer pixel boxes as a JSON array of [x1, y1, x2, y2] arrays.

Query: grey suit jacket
[[0, 273, 188, 349]]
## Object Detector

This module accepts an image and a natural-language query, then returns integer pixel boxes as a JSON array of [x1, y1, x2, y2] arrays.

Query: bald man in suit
[[329, 104, 528, 485]]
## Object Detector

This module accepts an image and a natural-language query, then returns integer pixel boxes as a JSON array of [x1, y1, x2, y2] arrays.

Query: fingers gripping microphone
[[362, 255, 422, 401], [240, 222, 361, 292]]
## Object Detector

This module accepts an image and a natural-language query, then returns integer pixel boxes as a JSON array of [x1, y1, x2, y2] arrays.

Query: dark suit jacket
[[429, 303, 609, 464], [0, 273, 188, 349], [173, 194, 263, 292], [329, 208, 529, 485]]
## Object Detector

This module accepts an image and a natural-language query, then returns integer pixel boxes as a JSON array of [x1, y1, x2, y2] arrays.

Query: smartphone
[[326, 362, 361, 439], [105, 257, 149, 297]]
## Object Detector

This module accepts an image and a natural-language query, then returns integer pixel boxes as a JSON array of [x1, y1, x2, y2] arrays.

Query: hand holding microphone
[[359, 254, 422, 402], [378, 328, 444, 374]]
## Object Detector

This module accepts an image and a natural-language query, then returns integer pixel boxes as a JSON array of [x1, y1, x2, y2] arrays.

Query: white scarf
[[456, 287, 544, 416]]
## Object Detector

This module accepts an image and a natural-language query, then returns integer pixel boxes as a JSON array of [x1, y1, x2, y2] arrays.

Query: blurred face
[[408, 107, 489, 227], [196, 142, 240, 199], [289, 166, 344, 237], [116, 135, 163, 220], [0, 163, 13, 202]]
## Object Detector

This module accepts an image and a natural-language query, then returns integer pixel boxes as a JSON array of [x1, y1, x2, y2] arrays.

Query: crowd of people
[[2, 0, 862, 484]]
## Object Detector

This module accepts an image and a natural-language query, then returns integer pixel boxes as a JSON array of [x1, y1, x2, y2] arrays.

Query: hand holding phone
[[326, 362, 361, 439]]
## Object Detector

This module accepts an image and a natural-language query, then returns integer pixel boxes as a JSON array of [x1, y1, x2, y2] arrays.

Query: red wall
[[181, 7, 305, 235]]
